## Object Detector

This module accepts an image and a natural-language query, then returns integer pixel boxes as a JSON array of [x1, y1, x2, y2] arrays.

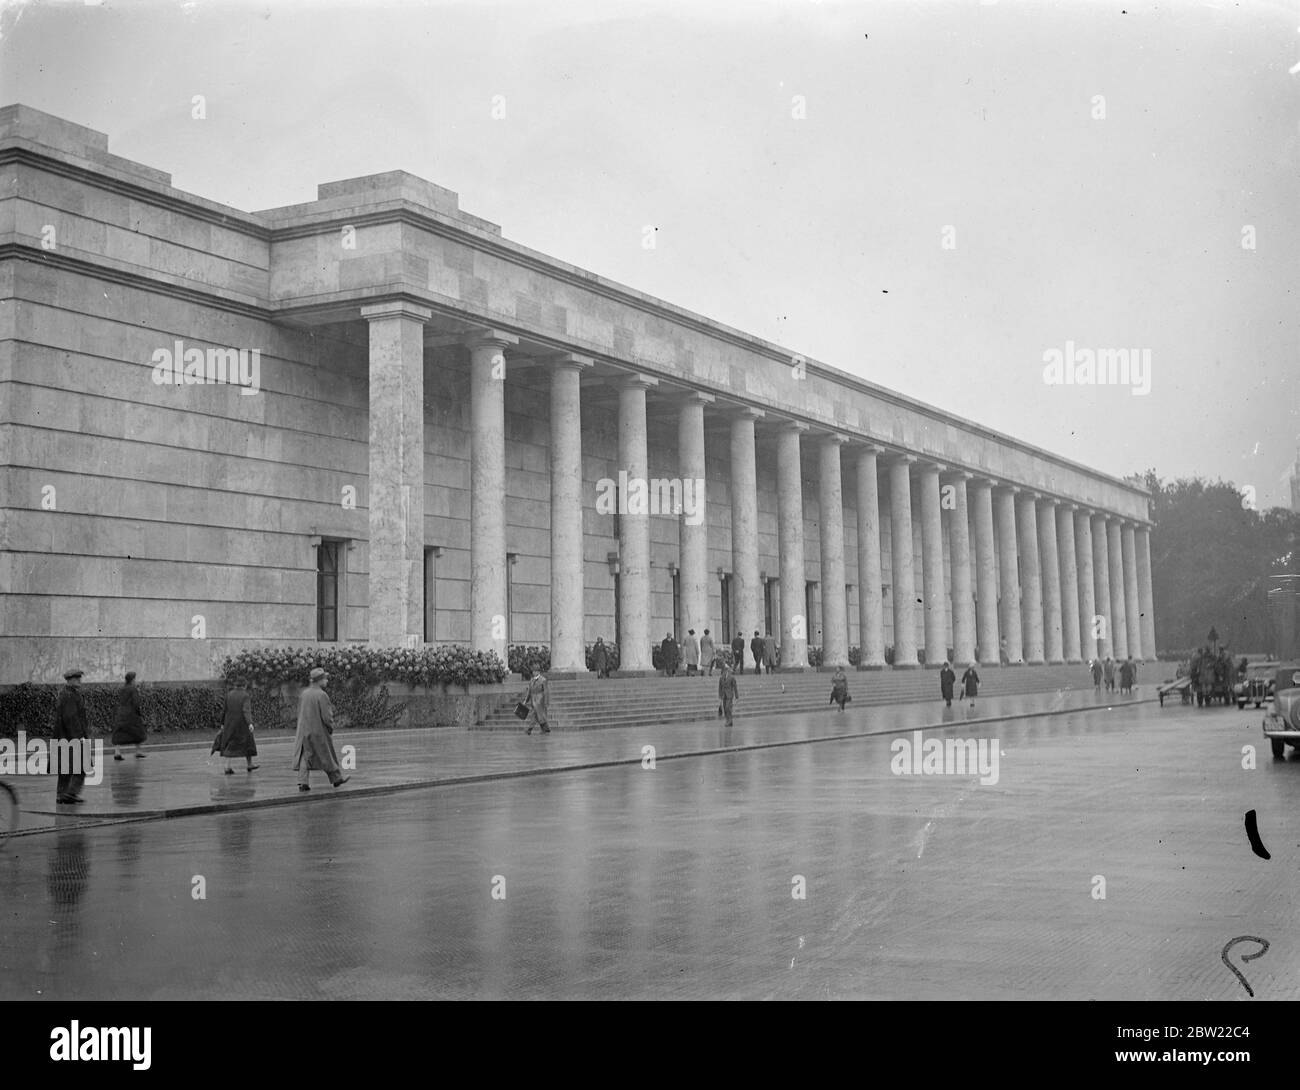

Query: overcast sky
[[4, 0, 1298, 506]]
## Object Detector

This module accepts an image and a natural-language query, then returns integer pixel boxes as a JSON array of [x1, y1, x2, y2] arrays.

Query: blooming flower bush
[[219, 644, 508, 690]]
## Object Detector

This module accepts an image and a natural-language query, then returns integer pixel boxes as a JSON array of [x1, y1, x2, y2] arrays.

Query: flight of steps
[[473, 663, 1140, 732]]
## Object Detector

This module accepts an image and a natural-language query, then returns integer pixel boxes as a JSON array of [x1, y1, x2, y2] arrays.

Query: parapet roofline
[[1, 102, 1150, 500]]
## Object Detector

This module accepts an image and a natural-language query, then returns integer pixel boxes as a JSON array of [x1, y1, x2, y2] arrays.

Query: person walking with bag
[[523, 667, 551, 735], [829, 666, 850, 711], [293, 667, 348, 791], [718, 662, 739, 726], [213, 681, 259, 774], [111, 670, 148, 761]]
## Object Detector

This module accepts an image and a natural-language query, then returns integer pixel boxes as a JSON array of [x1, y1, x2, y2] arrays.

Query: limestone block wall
[[0, 260, 368, 682]]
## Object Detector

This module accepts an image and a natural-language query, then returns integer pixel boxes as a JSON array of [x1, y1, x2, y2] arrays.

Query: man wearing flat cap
[[54, 669, 88, 803], [292, 667, 349, 791]]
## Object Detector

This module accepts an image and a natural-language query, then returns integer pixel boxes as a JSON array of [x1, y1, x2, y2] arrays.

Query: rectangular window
[[613, 572, 622, 651], [424, 547, 438, 644], [672, 569, 681, 637], [764, 579, 775, 636], [507, 553, 517, 645], [317, 539, 342, 642]]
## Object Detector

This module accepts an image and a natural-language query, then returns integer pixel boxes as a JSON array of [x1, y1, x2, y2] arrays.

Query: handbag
[[514, 701, 530, 720], [717, 704, 723, 718]]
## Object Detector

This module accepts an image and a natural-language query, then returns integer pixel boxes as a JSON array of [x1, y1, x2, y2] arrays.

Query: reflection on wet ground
[[3, 700, 1298, 1000]]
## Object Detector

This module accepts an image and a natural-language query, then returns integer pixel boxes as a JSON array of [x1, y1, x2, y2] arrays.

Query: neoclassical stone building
[[0, 105, 1157, 682]]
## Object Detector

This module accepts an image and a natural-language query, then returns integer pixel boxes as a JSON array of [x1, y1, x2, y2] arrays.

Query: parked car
[[1236, 661, 1279, 709], [1262, 664, 1300, 759]]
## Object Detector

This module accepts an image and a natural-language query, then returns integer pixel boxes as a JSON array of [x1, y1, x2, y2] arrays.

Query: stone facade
[[0, 106, 1156, 683]]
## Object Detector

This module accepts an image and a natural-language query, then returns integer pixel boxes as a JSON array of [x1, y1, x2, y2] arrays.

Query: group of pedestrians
[[48, 665, 349, 804], [1089, 656, 1137, 695]]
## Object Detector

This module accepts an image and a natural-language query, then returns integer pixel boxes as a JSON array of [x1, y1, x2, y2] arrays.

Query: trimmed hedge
[[0, 684, 279, 739], [220, 644, 507, 690]]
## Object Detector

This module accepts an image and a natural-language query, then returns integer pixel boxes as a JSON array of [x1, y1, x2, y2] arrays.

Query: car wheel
[[1272, 738, 1286, 759]]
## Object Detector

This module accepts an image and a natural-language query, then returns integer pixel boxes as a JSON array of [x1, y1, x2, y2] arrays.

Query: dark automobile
[[1235, 661, 1278, 710], [1262, 664, 1300, 759]]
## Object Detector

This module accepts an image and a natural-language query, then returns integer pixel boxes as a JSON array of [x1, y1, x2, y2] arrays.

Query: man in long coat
[[293, 667, 348, 790], [718, 663, 739, 726], [1090, 659, 1102, 689], [214, 683, 259, 773], [731, 631, 746, 674], [591, 637, 610, 679], [762, 632, 777, 674], [750, 631, 765, 676], [53, 668, 88, 804], [939, 662, 957, 707], [661, 633, 680, 677], [700, 630, 717, 675], [523, 668, 551, 734], [682, 629, 700, 675]]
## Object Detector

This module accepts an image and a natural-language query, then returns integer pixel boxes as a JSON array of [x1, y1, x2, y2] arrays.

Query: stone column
[[1107, 518, 1129, 660], [468, 330, 518, 661], [1057, 504, 1082, 663], [1136, 525, 1157, 661], [994, 486, 1023, 663], [818, 434, 849, 668], [1016, 492, 1045, 664], [1038, 497, 1064, 664], [946, 473, 976, 665], [361, 301, 431, 646], [1121, 521, 1142, 660], [888, 455, 919, 667], [549, 353, 593, 674], [678, 392, 713, 648], [1091, 514, 1112, 660], [971, 478, 999, 665], [855, 446, 886, 668], [777, 422, 810, 669], [1075, 510, 1097, 662], [919, 462, 947, 666], [618, 374, 658, 672], [730, 408, 764, 649]]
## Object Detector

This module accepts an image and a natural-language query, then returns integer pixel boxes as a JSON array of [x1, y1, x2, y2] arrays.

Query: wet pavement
[[3, 689, 1122, 834], [2, 694, 1298, 1000]]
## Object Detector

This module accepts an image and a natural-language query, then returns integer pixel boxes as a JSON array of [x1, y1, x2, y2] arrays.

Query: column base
[[891, 662, 921, 670], [777, 665, 809, 673], [1047, 658, 1065, 665], [1025, 658, 1046, 666], [816, 664, 850, 672], [857, 663, 886, 671], [546, 670, 591, 680]]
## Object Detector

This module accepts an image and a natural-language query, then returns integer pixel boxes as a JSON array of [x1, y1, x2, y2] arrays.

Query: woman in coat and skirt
[[111, 671, 148, 761], [961, 664, 981, 709], [939, 662, 957, 707], [293, 667, 349, 790], [213, 682, 259, 773]]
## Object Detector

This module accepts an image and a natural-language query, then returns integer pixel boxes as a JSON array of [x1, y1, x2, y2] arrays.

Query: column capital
[[547, 352, 594, 372], [994, 481, 1021, 495], [465, 328, 519, 350], [617, 371, 659, 391], [818, 432, 849, 447], [679, 389, 716, 406], [885, 451, 918, 465], [777, 419, 810, 434], [852, 441, 886, 455], [940, 468, 974, 482], [918, 458, 946, 473], [360, 300, 433, 323]]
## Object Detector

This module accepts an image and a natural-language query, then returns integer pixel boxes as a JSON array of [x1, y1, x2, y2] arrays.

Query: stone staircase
[[473, 662, 1156, 732]]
